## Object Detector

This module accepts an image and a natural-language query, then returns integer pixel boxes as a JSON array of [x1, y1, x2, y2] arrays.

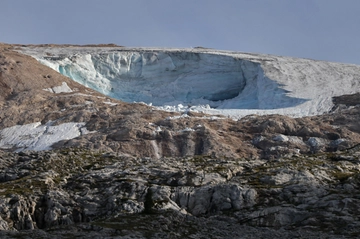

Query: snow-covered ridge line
[[19, 46, 360, 118]]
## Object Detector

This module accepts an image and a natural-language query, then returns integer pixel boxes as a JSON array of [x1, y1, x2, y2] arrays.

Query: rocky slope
[[1, 146, 360, 238], [1, 43, 360, 238]]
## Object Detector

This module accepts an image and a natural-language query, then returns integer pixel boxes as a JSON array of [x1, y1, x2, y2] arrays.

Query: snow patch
[[103, 101, 118, 106], [43, 82, 73, 93], [0, 121, 92, 151], [180, 128, 195, 132], [273, 134, 289, 142]]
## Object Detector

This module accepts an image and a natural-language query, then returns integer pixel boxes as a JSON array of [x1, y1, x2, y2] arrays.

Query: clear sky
[[1, 0, 359, 64]]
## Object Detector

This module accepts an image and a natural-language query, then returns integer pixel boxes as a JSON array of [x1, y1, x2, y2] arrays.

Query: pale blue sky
[[1, 0, 359, 64]]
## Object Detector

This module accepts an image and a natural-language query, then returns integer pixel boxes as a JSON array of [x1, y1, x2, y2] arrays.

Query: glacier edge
[[19, 47, 360, 118]]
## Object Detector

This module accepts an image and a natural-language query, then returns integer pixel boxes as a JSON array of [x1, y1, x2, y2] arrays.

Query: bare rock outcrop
[[0, 148, 360, 237]]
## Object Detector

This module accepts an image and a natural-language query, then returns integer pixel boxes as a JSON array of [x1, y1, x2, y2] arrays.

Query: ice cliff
[[20, 47, 360, 118]]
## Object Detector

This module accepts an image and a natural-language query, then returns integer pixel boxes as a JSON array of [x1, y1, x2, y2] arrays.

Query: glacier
[[19, 47, 360, 118]]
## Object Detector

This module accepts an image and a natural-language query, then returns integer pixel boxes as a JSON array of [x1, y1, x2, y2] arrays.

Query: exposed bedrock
[[2, 148, 360, 237]]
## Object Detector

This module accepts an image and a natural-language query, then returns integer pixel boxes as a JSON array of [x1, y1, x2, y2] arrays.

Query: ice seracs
[[20, 46, 360, 118]]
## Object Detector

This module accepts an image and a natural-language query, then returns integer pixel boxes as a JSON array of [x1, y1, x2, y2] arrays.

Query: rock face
[[1, 43, 360, 238], [1, 148, 360, 238]]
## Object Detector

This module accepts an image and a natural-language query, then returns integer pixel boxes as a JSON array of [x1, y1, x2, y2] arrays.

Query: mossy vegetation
[[1, 145, 359, 198], [236, 150, 360, 189], [92, 211, 194, 238], [330, 171, 356, 183], [0, 147, 123, 197]]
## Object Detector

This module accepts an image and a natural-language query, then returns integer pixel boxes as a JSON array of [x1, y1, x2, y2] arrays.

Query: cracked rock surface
[[1, 148, 360, 238]]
